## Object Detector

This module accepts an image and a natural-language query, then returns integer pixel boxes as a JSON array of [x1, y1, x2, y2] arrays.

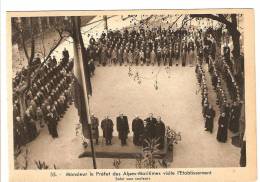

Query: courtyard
[[16, 64, 240, 169]]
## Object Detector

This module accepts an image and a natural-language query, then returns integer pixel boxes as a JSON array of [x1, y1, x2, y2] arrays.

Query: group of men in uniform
[[195, 29, 243, 143], [196, 62, 216, 134], [85, 26, 201, 67], [87, 113, 166, 149], [13, 48, 74, 150]]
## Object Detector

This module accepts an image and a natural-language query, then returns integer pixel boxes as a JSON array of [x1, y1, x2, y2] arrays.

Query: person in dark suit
[[15, 116, 29, 147], [101, 116, 114, 145], [62, 48, 69, 60], [197, 45, 204, 65], [24, 110, 38, 141], [116, 113, 129, 146], [51, 55, 57, 67], [174, 42, 180, 66], [204, 104, 216, 133], [229, 101, 242, 133], [88, 59, 95, 76], [168, 47, 174, 66], [144, 113, 157, 139], [204, 44, 210, 64], [46, 109, 58, 139], [155, 116, 166, 149], [156, 48, 161, 66], [223, 42, 231, 61], [132, 116, 144, 146], [216, 112, 228, 143], [33, 54, 41, 66]]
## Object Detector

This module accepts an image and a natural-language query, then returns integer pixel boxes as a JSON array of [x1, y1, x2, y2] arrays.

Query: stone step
[[78, 136, 169, 159]]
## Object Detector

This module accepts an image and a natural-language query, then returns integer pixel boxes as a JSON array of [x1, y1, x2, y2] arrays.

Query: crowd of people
[[195, 31, 243, 143], [196, 62, 216, 134], [13, 48, 74, 150], [87, 113, 166, 149], [84, 26, 215, 67]]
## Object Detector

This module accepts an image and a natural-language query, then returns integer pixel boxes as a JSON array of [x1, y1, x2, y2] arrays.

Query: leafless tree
[[190, 14, 242, 66]]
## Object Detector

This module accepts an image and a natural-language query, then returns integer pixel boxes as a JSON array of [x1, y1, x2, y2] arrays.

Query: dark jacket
[[217, 115, 228, 142], [144, 117, 157, 139], [155, 121, 166, 138], [101, 119, 113, 139], [132, 118, 144, 134], [116, 116, 129, 139]]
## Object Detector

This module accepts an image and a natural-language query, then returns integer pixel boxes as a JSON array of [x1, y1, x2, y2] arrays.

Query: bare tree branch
[[190, 14, 233, 27], [39, 35, 64, 66], [179, 17, 194, 30], [169, 15, 183, 29]]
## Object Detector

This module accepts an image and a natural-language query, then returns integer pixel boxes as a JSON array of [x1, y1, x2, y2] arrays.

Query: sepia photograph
[[7, 9, 255, 179]]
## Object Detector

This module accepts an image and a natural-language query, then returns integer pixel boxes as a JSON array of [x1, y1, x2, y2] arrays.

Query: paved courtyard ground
[[16, 65, 240, 169]]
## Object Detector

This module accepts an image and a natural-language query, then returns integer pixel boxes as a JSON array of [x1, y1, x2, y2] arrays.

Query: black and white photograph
[[9, 10, 253, 172]]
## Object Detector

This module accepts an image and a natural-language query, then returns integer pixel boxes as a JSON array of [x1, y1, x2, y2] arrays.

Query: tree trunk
[[18, 92, 27, 120], [231, 30, 241, 74], [38, 17, 43, 33], [46, 17, 50, 29], [103, 16, 108, 31], [229, 28, 245, 148]]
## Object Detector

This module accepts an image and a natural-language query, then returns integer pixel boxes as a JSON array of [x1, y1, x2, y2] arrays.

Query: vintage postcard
[[7, 9, 256, 182]]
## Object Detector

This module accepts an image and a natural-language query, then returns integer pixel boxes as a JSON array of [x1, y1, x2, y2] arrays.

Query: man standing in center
[[132, 115, 144, 146], [116, 113, 129, 146], [144, 113, 157, 140]]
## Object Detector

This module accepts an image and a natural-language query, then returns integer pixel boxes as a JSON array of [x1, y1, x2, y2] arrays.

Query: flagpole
[[85, 97, 97, 169], [73, 16, 97, 169]]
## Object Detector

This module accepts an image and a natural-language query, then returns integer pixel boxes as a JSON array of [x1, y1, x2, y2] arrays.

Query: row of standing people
[[196, 62, 216, 134], [196, 60, 230, 143], [88, 113, 166, 149], [209, 57, 242, 135], [13, 49, 73, 149], [196, 48, 242, 143], [221, 59, 242, 104], [85, 27, 216, 67]]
